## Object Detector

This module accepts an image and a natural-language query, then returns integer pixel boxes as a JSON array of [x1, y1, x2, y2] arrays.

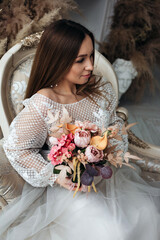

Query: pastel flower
[[65, 123, 80, 134], [59, 134, 67, 146], [107, 124, 119, 138], [75, 120, 99, 132], [49, 136, 59, 145], [90, 132, 108, 150], [85, 145, 104, 163], [48, 154, 63, 166], [74, 129, 91, 148], [68, 132, 74, 140], [48, 133, 76, 165], [68, 143, 76, 151], [49, 145, 61, 155]]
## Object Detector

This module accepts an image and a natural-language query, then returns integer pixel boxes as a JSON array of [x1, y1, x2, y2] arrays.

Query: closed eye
[[75, 51, 94, 64], [75, 58, 85, 63]]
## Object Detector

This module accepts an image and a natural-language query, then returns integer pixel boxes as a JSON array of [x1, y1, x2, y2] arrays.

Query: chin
[[80, 77, 90, 84], [80, 79, 89, 85]]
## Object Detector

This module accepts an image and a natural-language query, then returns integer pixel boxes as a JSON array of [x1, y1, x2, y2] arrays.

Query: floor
[[119, 66, 160, 146]]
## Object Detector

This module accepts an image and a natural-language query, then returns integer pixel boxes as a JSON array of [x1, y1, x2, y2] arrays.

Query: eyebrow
[[76, 54, 87, 58], [76, 50, 94, 58]]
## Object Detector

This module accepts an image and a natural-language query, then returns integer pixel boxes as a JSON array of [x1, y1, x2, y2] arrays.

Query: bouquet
[[47, 107, 139, 197]]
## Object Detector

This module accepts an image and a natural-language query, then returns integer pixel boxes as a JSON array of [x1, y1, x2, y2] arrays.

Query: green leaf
[[53, 168, 61, 174]]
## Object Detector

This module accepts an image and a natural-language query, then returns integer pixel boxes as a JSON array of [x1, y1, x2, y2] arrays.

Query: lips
[[82, 73, 91, 78]]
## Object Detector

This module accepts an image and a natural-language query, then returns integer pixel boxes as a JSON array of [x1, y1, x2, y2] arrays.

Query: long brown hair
[[25, 19, 106, 99]]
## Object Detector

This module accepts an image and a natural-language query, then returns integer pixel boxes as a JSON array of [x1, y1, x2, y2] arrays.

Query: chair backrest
[[0, 43, 118, 139]]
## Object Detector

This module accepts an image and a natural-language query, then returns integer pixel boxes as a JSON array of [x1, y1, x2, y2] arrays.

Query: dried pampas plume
[[0, 38, 7, 56], [0, 0, 78, 58], [32, 8, 61, 32], [100, 0, 160, 101]]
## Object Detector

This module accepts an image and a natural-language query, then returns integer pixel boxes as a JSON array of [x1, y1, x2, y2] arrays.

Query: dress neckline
[[35, 93, 89, 106]]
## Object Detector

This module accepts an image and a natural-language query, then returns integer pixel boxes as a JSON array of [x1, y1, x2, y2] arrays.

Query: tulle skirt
[[0, 165, 160, 240]]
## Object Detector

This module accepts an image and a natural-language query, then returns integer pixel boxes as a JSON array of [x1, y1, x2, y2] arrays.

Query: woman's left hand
[[56, 177, 88, 192]]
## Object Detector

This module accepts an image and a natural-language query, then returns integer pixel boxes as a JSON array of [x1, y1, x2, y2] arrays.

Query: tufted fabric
[[10, 57, 33, 115]]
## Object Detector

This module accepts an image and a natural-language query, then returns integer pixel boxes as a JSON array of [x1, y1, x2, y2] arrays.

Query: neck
[[52, 82, 77, 96]]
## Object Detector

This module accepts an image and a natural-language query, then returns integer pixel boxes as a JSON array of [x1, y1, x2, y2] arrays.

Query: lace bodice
[[3, 82, 128, 187]]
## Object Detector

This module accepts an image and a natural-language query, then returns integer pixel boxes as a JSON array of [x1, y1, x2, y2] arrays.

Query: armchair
[[0, 35, 160, 210]]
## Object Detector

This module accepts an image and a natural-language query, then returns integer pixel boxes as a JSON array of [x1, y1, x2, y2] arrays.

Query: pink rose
[[74, 130, 91, 148], [85, 145, 104, 163]]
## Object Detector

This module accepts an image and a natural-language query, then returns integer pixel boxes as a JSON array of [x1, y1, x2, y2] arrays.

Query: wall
[[70, 0, 117, 49]]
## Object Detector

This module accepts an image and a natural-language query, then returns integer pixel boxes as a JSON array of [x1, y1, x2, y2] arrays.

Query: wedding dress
[[0, 82, 160, 240]]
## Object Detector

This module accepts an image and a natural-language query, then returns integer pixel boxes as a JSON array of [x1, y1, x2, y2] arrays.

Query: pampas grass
[[32, 8, 61, 32], [101, 28, 136, 62], [0, 0, 78, 58], [100, 0, 160, 101], [0, 38, 7, 56]]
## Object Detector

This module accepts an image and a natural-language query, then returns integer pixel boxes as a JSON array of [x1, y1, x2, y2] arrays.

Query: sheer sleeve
[[109, 110, 128, 154], [3, 97, 57, 187], [105, 82, 128, 154]]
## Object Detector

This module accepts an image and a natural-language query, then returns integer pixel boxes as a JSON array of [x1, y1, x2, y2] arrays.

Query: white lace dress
[[0, 83, 160, 240]]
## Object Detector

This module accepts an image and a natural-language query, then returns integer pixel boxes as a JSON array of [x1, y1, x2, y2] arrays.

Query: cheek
[[65, 64, 83, 81], [71, 67, 82, 78]]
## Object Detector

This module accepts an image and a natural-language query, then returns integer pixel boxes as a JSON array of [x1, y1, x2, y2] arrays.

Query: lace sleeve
[[3, 98, 57, 187], [109, 110, 128, 154], [107, 82, 128, 154]]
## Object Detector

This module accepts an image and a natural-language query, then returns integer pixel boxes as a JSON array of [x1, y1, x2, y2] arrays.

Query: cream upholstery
[[0, 43, 36, 138], [0, 40, 160, 210]]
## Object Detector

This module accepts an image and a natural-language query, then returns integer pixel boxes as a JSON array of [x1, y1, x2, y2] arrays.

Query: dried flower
[[75, 120, 99, 132]]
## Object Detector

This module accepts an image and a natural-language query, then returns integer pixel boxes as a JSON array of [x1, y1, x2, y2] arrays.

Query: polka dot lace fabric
[[3, 82, 128, 187]]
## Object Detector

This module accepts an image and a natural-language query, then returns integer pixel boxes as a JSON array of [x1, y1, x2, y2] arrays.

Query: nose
[[85, 58, 94, 71]]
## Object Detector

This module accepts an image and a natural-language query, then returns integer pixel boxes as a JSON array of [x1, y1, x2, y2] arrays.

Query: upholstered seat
[[0, 35, 160, 210]]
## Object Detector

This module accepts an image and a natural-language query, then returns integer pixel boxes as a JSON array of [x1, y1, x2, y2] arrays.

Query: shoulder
[[99, 78, 116, 99], [37, 88, 58, 103], [23, 88, 55, 118], [37, 88, 53, 98]]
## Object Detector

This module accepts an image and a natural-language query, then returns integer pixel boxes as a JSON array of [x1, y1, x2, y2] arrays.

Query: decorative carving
[[21, 31, 43, 48]]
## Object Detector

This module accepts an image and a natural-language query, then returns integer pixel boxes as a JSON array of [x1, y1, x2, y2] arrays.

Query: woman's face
[[62, 35, 94, 86]]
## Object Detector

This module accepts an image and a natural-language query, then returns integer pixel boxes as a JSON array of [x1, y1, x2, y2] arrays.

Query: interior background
[[70, 0, 160, 146]]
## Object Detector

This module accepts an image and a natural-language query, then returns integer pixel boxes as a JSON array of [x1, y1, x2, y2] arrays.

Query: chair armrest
[[0, 140, 24, 210], [116, 106, 160, 159], [0, 127, 3, 140], [116, 106, 160, 181], [116, 106, 128, 121]]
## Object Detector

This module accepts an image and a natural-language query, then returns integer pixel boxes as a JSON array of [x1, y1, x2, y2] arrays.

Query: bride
[[0, 19, 160, 240]]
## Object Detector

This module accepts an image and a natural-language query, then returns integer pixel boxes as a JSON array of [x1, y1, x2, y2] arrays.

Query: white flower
[[49, 136, 59, 145]]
